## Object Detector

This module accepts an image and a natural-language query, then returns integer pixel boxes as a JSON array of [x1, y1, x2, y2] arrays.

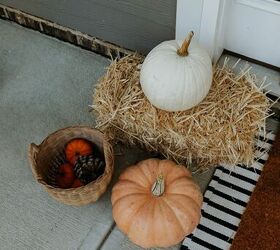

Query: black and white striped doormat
[[181, 131, 275, 250]]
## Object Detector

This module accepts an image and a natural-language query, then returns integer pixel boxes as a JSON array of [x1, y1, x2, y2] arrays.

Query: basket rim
[[39, 125, 103, 145], [29, 125, 114, 194]]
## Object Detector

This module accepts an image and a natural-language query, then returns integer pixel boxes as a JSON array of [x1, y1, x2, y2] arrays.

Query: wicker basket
[[28, 126, 114, 206]]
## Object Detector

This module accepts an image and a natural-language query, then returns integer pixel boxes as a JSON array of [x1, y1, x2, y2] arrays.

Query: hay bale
[[91, 54, 272, 169]]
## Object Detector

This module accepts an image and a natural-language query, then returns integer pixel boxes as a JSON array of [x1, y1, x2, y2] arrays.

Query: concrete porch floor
[[0, 20, 214, 250], [1, 19, 279, 250]]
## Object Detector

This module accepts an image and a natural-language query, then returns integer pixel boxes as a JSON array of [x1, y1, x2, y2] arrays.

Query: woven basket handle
[[29, 143, 43, 182]]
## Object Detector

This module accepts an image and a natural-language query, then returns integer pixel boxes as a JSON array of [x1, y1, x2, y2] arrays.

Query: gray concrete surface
[[0, 20, 214, 250], [0, 19, 112, 250], [1, 19, 279, 250]]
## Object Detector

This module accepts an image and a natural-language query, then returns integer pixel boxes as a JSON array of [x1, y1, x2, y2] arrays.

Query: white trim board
[[175, 0, 204, 42], [176, 0, 227, 63], [199, 0, 229, 62]]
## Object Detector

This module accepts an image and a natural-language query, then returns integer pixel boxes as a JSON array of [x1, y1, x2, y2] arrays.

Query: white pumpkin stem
[[177, 31, 194, 57], [151, 174, 165, 197]]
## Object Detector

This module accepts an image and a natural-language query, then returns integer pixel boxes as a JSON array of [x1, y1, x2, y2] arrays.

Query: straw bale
[[91, 54, 272, 169]]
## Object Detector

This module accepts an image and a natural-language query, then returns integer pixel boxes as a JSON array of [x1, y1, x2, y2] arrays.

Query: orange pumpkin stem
[[151, 174, 165, 197], [177, 31, 194, 57]]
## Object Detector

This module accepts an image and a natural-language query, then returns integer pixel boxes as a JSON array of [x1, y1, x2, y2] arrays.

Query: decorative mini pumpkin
[[71, 179, 84, 188], [56, 163, 75, 188], [111, 159, 203, 248], [65, 138, 93, 165], [140, 31, 212, 111]]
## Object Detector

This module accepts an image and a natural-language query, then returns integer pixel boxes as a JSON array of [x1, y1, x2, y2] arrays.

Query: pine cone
[[74, 155, 105, 184], [48, 154, 66, 187]]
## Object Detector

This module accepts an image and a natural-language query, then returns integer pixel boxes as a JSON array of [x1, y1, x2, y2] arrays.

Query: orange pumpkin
[[71, 179, 84, 188], [65, 138, 93, 165], [56, 163, 75, 188], [111, 159, 203, 248]]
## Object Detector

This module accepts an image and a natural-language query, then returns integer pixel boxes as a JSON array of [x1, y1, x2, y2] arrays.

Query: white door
[[224, 0, 280, 67]]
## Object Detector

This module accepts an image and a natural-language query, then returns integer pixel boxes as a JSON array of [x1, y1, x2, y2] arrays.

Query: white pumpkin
[[140, 32, 212, 112]]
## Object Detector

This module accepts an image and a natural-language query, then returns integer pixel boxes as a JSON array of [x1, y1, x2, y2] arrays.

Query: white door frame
[[176, 0, 228, 63], [176, 0, 280, 66]]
